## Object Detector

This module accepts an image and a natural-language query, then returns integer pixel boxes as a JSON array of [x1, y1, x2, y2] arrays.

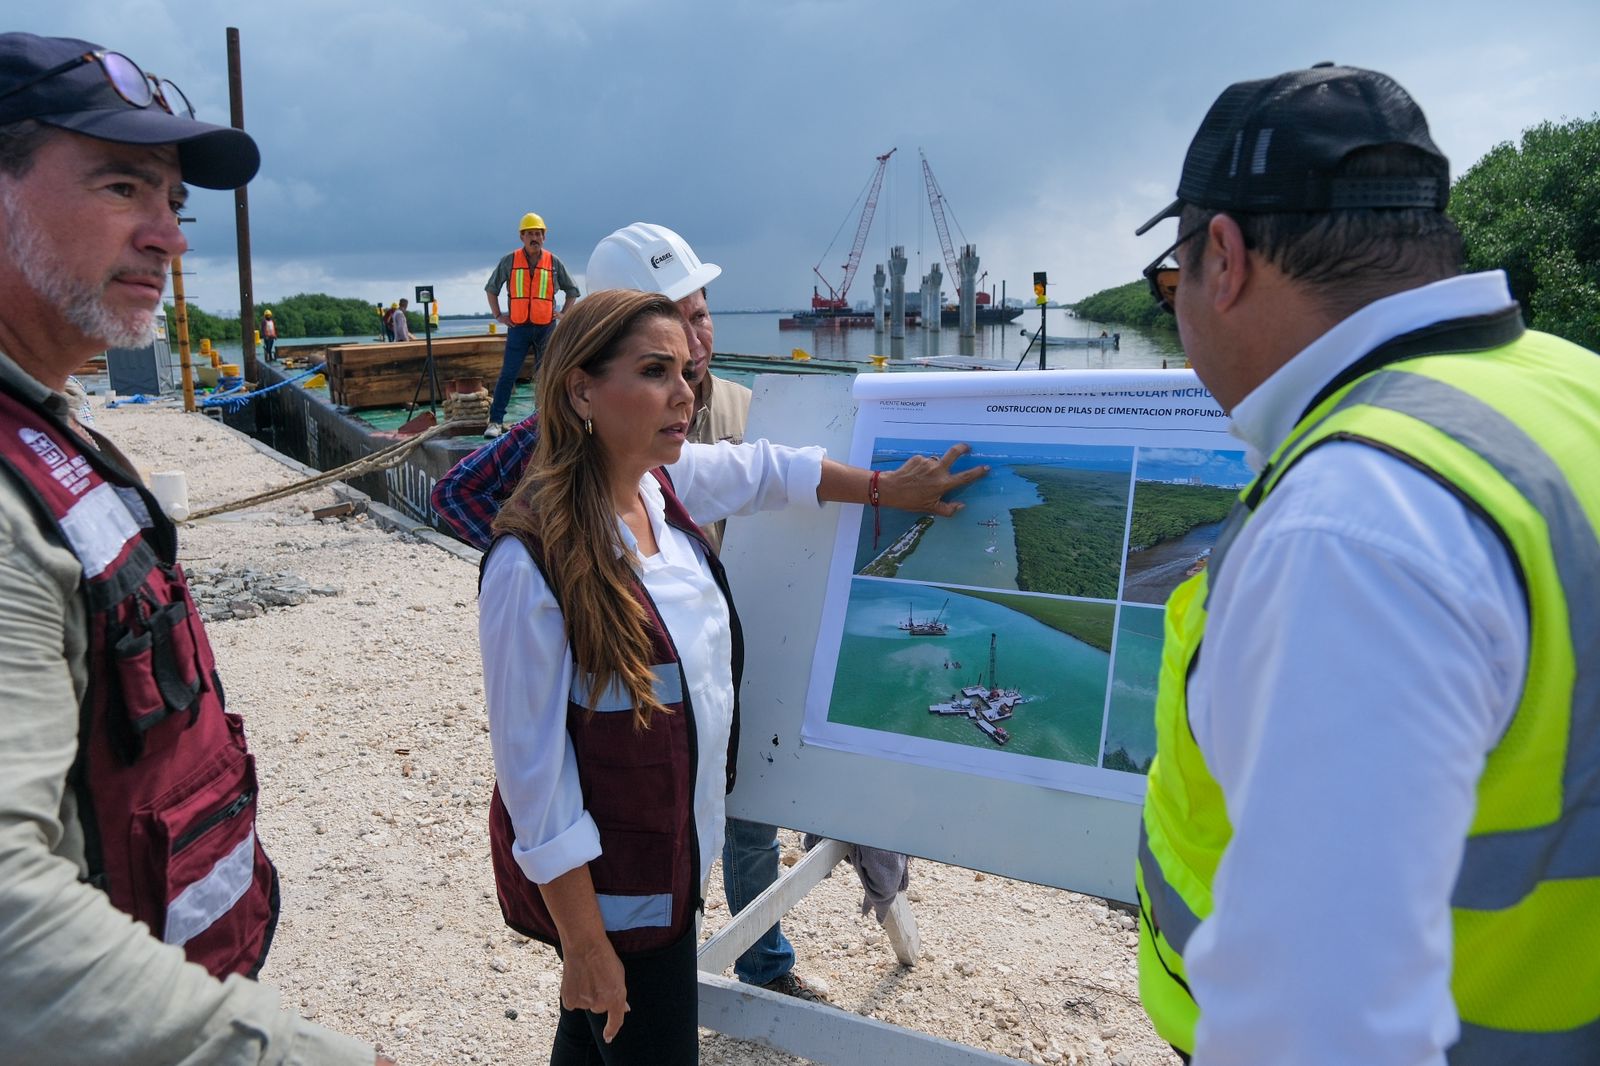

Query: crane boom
[[812, 147, 896, 311], [921, 150, 962, 301]]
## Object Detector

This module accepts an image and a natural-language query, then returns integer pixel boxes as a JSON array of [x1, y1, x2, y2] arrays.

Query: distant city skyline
[[1137, 449, 1253, 489]]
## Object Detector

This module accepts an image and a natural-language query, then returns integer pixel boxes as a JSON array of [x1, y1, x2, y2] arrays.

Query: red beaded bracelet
[[869, 470, 882, 548]]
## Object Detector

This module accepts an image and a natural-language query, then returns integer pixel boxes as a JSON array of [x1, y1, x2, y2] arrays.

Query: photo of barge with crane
[[929, 633, 1034, 746], [899, 598, 950, 636]]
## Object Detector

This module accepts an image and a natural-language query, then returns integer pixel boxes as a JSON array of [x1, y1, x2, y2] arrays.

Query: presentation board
[[720, 368, 1235, 903]]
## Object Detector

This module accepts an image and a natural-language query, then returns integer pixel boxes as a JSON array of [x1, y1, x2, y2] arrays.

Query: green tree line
[[166, 293, 424, 342], [1070, 279, 1176, 331], [942, 586, 1115, 652], [1451, 115, 1599, 351], [1010, 467, 1129, 600], [1127, 482, 1236, 552], [1069, 113, 1599, 350]]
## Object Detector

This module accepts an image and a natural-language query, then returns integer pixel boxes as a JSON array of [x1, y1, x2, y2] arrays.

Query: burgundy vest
[[0, 384, 278, 978], [486, 468, 744, 955]]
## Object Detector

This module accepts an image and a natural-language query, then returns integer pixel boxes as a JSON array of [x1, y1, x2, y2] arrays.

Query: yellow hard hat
[[263, 309, 272, 317], [518, 212, 547, 233]]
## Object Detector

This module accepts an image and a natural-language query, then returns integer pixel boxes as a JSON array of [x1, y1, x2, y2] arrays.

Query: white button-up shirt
[[1186, 272, 1531, 1066], [479, 440, 823, 894]]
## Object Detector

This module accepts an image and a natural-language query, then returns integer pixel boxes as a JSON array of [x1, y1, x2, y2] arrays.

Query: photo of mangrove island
[[853, 439, 1133, 600], [826, 578, 1113, 765], [1102, 606, 1164, 775], [1121, 448, 1252, 606]]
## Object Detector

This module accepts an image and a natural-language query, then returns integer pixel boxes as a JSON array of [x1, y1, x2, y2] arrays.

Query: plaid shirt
[[431, 374, 751, 551], [429, 415, 539, 550]]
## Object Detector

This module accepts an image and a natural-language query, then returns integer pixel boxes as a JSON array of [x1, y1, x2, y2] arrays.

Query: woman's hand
[[817, 443, 988, 517], [560, 937, 630, 1042], [877, 443, 988, 516], [538, 865, 631, 1041]]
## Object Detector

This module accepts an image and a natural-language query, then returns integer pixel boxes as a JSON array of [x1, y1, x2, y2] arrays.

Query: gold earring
[[584, 417, 593, 435]]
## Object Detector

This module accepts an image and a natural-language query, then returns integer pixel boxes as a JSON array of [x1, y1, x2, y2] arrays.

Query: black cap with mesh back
[[0, 32, 258, 190], [1135, 63, 1449, 236]]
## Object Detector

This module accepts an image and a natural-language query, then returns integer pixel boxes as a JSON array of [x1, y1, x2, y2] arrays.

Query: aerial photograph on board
[[825, 579, 1114, 765], [852, 438, 1133, 599], [1102, 605, 1165, 775], [1121, 448, 1252, 606]]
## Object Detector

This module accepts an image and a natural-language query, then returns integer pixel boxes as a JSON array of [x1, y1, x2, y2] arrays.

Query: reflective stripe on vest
[[508, 248, 555, 326], [1138, 327, 1600, 1061], [573, 663, 684, 713]]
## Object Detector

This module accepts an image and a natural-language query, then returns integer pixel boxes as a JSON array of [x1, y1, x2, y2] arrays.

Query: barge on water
[[926, 633, 1033, 746]]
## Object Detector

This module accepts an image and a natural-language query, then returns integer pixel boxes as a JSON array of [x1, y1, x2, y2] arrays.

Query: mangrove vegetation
[[940, 586, 1115, 653], [1127, 482, 1236, 552], [1069, 279, 1177, 331], [1010, 466, 1130, 600], [166, 293, 424, 343]]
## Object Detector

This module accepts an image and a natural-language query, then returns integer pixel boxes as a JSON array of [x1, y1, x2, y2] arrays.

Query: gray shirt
[[0, 350, 372, 1065]]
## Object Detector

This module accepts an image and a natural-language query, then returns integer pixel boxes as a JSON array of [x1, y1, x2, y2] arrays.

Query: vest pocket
[[591, 826, 676, 908], [111, 626, 166, 732], [129, 745, 277, 973]]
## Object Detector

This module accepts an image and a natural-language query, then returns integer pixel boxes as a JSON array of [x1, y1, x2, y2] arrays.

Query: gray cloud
[[13, 1, 1598, 318]]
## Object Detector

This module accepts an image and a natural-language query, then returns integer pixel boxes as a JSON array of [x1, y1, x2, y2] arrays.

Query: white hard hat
[[585, 222, 721, 303]]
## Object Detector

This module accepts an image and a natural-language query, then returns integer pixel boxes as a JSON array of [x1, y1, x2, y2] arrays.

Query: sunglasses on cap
[[0, 48, 193, 119], [1141, 221, 1207, 315]]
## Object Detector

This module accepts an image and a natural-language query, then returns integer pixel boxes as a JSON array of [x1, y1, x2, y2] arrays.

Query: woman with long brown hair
[[479, 288, 981, 1064]]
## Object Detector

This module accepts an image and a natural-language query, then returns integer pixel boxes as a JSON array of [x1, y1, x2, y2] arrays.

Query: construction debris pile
[[184, 565, 342, 622]]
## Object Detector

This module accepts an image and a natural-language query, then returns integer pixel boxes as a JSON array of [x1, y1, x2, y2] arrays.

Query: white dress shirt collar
[[1227, 271, 1516, 470]]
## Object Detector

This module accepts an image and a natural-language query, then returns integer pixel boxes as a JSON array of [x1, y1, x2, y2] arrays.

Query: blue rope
[[199, 362, 327, 413]]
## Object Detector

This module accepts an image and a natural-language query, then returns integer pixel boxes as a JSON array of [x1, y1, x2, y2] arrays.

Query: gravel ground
[[100, 397, 1179, 1066]]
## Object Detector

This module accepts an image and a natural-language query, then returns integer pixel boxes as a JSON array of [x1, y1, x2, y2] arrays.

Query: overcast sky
[[14, 2, 1598, 317]]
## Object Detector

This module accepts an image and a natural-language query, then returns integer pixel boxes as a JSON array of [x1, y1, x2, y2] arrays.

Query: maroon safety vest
[[0, 384, 278, 979], [485, 469, 743, 955]]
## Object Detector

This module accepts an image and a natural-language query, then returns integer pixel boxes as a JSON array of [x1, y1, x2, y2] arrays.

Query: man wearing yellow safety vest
[[483, 211, 580, 437], [1132, 64, 1600, 1065]]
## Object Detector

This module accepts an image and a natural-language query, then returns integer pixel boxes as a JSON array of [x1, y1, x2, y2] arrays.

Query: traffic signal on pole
[[1033, 271, 1048, 306]]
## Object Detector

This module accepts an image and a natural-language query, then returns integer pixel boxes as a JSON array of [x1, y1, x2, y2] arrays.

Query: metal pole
[[1038, 302, 1047, 371], [424, 308, 440, 414], [171, 257, 195, 412], [226, 28, 256, 383]]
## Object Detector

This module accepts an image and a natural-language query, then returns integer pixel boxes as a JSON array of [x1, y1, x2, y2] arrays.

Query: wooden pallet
[[325, 336, 527, 409]]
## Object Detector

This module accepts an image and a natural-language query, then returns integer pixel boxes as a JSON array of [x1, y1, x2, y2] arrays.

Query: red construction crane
[[920, 150, 992, 305], [811, 147, 896, 312]]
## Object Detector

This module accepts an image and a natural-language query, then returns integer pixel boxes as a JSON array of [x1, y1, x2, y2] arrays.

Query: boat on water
[[778, 308, 920, 330], [1019, 328, 1120, 350], [977, 516, 999, 527], [1185, 548, 1212, 577], [899, 598, 950, 636], [940, 304, 1023, 326], [925, 633, 1035, 745], [975, 719, 1010, 745]]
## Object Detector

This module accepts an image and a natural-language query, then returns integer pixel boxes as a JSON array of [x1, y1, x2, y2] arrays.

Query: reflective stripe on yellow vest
[[1138, 321, 1600, 1062], [509, 248, 555, 326]]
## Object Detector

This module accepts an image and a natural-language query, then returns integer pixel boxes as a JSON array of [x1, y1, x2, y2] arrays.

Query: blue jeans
[[722, 816, 794, 984], [488, 321, 553, 424]]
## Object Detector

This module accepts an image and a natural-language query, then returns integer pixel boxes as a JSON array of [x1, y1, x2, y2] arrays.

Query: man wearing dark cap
[[0, 33, 386, 1065], [1133, 64, 1600, 1065]]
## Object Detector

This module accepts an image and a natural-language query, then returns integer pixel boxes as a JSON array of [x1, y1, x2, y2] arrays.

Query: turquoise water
[[853, 464, 1043, 588], [1104, 606, 1164, 774], [826, 579, 1110, 765]]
